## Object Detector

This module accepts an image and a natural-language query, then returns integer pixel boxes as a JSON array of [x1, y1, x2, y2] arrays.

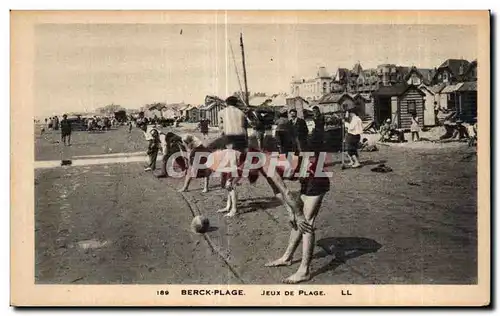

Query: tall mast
[[240, 33, 249, 105]]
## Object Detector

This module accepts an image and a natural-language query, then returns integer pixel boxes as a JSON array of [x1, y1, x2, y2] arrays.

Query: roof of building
[[429, 83, 447, 94], [333, 68, 350, 82], [418, 68, 435, 80], [404, 67, 435, 85], [249, 96, 272, 106], [457, 81, 477, 92], [318, 92, 354, 104], [373, 83, 424, 97], [285, 96, 310, 104], [418, 84, 435, 95], [269, 94, 288, 106], [396, 66, 411, 78], [462, 60, 477, 77], [350, 93, 371, 102], [352, 63, 363, 76], [249, 94, 289, 107], [441, 83, 464, 93], [437, 59, 471, 77]]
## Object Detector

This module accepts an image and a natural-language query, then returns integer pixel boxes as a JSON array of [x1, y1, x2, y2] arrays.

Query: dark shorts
[[224, 135, 248, 152], [275, 130, 294, 154], [300, 176, 330, 196], [346, 133, 361, 155], [309, 133, 324, 153], [61, 130, 71, 137]]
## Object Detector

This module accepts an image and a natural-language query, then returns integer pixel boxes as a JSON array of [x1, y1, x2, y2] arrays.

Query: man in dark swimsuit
[[60, 114, 72, 146], [265, 155, 330, 284]]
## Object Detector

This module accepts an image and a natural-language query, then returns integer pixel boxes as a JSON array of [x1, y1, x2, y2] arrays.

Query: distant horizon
[[34, 23, 477, 118]]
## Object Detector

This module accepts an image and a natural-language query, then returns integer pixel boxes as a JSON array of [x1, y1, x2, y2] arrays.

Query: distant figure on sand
[[289, 108, 309, 153], [275, 110, 294, 155], [60, 114, 72, 146], [345, 109, 363, 168], [198, 119, 209, 140], [411, 113, 420, 142], [53, 116, 59, 131], [310, 106, 325, 157], [144, 126, 160, 172]]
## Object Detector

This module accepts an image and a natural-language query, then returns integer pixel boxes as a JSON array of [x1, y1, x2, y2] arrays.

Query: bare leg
[[345, 153, 354, 165], [265, 229, 301, 267], [224, 188, 238, 217], [261, 169, 301, 217], [178, 173, 193, 192], [202, 176, 209, 193], [351, 154, 361, 168], [217, 190, 232, 213], [274, 191, 295, 224], [283, 194, 325, 284]]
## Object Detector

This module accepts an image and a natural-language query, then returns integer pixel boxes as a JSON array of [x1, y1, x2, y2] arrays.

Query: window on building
[[323, 82, 327, 93], [411, 74, 420, 85], [407, 100, 417, 115], [443, 72, 448, 82]]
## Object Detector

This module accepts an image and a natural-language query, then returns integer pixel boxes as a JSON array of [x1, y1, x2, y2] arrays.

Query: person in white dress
[[410, 113, 421, 142]]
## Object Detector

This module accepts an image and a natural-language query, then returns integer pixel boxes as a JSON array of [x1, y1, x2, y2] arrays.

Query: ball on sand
[[191, 215, 210, 234]]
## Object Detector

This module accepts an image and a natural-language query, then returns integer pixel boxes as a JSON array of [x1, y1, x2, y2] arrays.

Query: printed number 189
[[157, 290, 169, 295]]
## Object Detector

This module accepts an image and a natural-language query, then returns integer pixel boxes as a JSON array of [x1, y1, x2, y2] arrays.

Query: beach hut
[[456, 81, 477, 123], [317, 92, 355, 114], [373, 83, 425, 129]]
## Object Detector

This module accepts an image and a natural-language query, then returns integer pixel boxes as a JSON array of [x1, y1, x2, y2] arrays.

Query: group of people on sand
[[40, 114, 72, 146], [379, 112, 477, 145], [132, 95, 376, 284], [86, 115, 116, 132], [204, 96, 331, 284], [44, 116, 60, 131]]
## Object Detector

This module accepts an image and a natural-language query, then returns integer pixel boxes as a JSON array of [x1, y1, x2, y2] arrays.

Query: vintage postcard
[[11, 10, 490, 306]]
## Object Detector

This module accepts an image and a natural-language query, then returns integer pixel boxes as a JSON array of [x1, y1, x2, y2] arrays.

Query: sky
[[34, 23, 477, 117]]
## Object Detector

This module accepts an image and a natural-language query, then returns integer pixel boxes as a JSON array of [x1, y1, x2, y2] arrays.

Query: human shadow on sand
[[360, 159, 387, 167], [324, 159, 387, 168], [205, 226, 219, 233], [309, 237, 382, 278], [237, 197, 284, 214]]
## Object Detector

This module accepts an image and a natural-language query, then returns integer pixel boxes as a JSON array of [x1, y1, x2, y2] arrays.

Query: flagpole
[[240, 33, 249, 106]]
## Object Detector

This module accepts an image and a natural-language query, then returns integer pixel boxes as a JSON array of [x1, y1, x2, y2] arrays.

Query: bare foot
[[283, 271, 311, 284], [217, 207, 229, 213], [224, 210, 237, 217], [265, 258, 292, 267], [177, 188, 187, 193], [202, 188, 208, 193]]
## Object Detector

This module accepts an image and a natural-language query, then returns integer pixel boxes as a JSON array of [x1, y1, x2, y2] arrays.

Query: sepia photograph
[[11, 10, 490, 306]]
